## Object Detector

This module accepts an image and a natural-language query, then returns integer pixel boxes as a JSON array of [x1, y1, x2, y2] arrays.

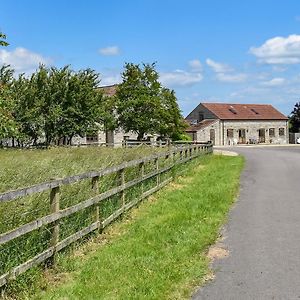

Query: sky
[[1, 0, 300, 117]]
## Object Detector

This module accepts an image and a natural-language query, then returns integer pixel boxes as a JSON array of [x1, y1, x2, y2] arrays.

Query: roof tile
[[201, 103, 288, 120]]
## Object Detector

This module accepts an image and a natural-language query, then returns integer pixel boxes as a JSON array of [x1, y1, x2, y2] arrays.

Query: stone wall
[[192, 119, 289, 146]]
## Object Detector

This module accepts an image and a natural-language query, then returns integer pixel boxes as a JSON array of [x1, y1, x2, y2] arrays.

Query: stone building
[[185, 103, 288, 146]]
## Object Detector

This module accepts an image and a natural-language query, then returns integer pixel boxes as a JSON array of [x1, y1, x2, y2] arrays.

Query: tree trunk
[[137, 132, 144, 141]]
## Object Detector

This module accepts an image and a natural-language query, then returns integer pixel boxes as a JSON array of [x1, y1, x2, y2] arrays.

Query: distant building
[[185, 103, 288, 146]]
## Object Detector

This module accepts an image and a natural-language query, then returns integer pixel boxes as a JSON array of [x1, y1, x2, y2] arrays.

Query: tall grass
[[0, 146, 164, 296]]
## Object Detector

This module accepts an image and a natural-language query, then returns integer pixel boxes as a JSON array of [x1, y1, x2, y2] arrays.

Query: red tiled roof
[[98, 84, 118, 96], [186, 119, 218, 132], [202, 103, 288, 120]]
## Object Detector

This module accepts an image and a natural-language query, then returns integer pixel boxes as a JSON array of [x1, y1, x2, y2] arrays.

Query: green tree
[[116, 62, 186, 140], [158, 87, 187, 139], [17, 65, 106, 146], [0, 32, 9, 47], [0, 65, 18, 142], [289, 102, 300, 133], [116, 63, 163, 140]]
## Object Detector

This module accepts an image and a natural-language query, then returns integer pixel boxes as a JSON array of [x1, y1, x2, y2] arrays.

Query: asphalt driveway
[[192, 146, 300, 300]]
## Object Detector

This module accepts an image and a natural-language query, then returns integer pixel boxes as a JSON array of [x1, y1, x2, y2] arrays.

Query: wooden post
[[139, 161, 145, 194], [92, 176, 100, 228], [155, 158, 160, 186], [49, 185, 60, 265], [120, 168, 125, 207]]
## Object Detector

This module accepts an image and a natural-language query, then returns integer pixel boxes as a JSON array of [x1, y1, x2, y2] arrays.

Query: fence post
[[120, 168, 126, 207], [155, 157, 160, 186], [139, 161, 145, 194], [92, 176, 100, 229], [49, 185, 60, 265]]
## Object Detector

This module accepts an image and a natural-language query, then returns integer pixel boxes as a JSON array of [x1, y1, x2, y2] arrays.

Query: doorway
[[238, 129, 246, 144], [258, 129, 265, 143], [209, 129, 215, 145]]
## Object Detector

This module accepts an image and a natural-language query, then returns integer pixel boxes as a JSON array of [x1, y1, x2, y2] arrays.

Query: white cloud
[[0, 47, 51, 74], [188, 59, 202, 71], [101, 74, 122, 86], [206, 58, 246, 82], [250, 35, 300, 64], [216, 72, 247, 83], [260, 77, 286, 86], [160, 69, 203, 87], [99, 46, 120, 56], [206, 58, 233, 73]]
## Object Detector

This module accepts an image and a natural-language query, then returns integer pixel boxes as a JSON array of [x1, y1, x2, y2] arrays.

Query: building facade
[[185, 103, 289, 146]]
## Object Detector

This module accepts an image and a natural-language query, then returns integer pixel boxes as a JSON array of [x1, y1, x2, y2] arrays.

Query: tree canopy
[[0, 32, 9, 47], [116, 63, 186, 140], [289, 102, 300, 133], [0, 61, 187, 147], [0, 65, 105, 146]]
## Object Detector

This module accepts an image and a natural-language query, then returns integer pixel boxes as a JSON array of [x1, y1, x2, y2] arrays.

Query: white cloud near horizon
[[101, 74, 122, 86], [250, 35, 300, 64], [188, 59, 202, 71], [160, 69, 203, 87], [260, 77, 286, 87], [0, 47, 51, 74], [99, 46, 120, 56]]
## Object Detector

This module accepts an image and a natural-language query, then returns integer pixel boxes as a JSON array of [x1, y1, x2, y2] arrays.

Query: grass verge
[[28, 154, 244, 300]]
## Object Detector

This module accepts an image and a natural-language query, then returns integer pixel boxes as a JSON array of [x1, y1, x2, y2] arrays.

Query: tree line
[[0, 63, 187, 147]]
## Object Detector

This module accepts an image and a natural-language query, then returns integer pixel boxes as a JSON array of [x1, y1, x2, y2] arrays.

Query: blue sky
[[1, 0, 300, 116]]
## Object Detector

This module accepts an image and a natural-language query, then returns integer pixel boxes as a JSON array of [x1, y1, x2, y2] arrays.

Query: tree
[[116, 62, 186, 140], [0, 65, 18, 142], [289, 102, 300, 133], [158, 88, 187, 139], [0, 32, 9, 47]]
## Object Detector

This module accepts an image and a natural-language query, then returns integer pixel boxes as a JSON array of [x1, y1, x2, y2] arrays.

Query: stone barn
[[185, 103, 288, 146]]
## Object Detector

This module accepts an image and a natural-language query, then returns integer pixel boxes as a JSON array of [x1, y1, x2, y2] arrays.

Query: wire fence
[[0, 142, 212, 288]]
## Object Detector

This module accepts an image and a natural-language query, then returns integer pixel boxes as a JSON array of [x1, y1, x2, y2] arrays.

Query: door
[[209, 129, 215, 145], [258, 129, 265, 143], [238, 129, 246, 144]]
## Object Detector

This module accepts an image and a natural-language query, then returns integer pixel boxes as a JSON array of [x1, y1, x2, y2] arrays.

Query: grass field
[[28, 154, 244, 300], [0, 146, 162, 193], [0, 146, 164, 294]]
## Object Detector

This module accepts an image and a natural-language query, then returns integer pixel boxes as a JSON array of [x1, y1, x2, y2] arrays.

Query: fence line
[[0, 142, 212, 288]]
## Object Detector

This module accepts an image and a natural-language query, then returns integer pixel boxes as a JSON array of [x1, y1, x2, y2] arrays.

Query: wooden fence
[[0, 143, 212, 287]]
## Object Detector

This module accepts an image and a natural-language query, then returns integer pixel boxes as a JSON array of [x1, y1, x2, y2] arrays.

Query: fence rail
[[0, 142, 212, 288]]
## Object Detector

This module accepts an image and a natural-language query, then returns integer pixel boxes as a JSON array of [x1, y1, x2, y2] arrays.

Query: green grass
[[0, 146, 163, 293], [0, 146, 162, 193], [30, 154, 244, 300]]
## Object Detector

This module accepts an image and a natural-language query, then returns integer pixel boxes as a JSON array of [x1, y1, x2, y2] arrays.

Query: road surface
[[192, 146, 300, 300]]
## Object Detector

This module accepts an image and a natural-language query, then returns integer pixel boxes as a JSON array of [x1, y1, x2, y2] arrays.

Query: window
[[86, 135, 98, 142], [251, 108, 259, 115], [198, 112, 204, 122], [279, 128, 285, 136], [227, 129, 234, 138], [269, 128, 275, 137], [228, 108, 237, 114]]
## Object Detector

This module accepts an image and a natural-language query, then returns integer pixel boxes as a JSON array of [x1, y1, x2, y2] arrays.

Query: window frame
[[279, 128, 285, 136], [269, 128, 275, 137], [227, 129, 234, 138]]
